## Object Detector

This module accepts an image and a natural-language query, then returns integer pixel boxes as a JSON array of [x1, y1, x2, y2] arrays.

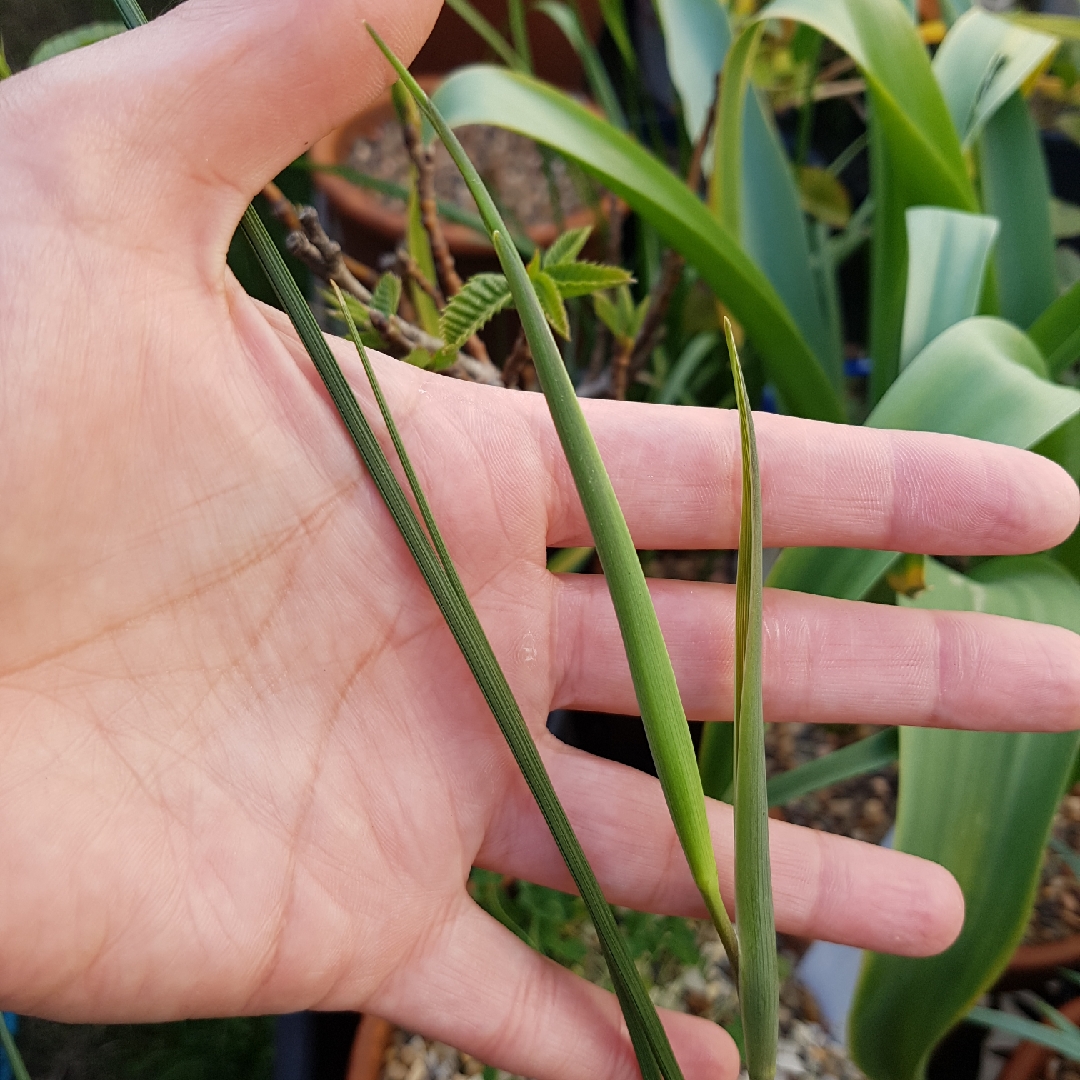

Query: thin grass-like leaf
[[968, 1005, 1080, 1061], [765, 728, 899, 808], [444, 0, 525, 70], [368, 25, 742, 985], [0, 1018, 29, 1080], [726, 321, 779, 1080]]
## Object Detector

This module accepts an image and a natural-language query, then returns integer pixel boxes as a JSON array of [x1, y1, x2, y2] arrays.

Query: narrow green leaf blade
[[978, 91, 1058, 329], [766, 728, 899, 807], [727, 324, 778, 1080], [1030, 278, 1080, 377], [968, 1005, 1080, 1061], [29, 21, 125, 65], [851, 556, 1080, 1080], [532, 269, 571, 337]]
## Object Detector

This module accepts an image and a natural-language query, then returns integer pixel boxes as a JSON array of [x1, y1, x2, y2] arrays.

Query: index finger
[[534, 397, 1078, 554]]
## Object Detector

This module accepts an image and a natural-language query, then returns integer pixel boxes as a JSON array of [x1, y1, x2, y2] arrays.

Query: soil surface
[[1024, 787, 1080, 946], [348, 121, 586, 228]]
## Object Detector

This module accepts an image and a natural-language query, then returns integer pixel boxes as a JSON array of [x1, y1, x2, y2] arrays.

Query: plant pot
[[345, 1015, 394, 1080], [996, 995, 1080, 1080], [309, 77, 601, 276], [410, 0, 603, 88], [998, 935, 1080, 993]]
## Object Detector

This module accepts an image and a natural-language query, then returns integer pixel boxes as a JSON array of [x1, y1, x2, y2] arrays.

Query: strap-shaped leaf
[[439, 272, 512, 349], [1030, 278, 1080, 377], [371, 272, 403, 317], [543, 225, 594, 267], [531, 269, 571, 338], [545, 261, 632, 297], [726, 321, 778, 1080]]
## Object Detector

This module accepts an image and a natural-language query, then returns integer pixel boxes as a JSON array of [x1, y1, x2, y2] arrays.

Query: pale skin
[[1, 2, 1078, 1077]]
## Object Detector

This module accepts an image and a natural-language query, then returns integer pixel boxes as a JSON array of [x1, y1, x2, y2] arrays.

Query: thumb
[[13, 0, 440, 249]]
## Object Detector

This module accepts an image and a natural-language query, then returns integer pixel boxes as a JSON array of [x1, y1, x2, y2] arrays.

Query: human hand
[[1, 3, 1078, 1078]]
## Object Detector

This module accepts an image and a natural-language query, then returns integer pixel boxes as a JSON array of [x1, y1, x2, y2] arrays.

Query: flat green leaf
[[978, 92, 1058, 329], [439, 273, 513, 350], [545, 261, 632, 297], [1007, 12, 1080, 43], [535, 1, 627, 130], [740, 91, 843, 387], [718, 0, 977, 405], [1030, 278, 1080, 377], [850, 555, 1080, 1080], [371, 272, 403, 317], [768, 316, 1080, 600], [532, 269, 571, 337], [657, 331, 718, 405], [933, 8, 1058, 148], [1052, 198, 1080, 240], [406, 177, 442, 336], [899, 207, 998, 370], [653, 0, 729, 143], [766, 728, 899, 807], [29, 21, 125, 65], [969, 1005, 1080, 1061], [543, 225, 593, 267], [432, 67, 845, 422], [727, 324, 778, 1080], [598, 0, 634, 68]]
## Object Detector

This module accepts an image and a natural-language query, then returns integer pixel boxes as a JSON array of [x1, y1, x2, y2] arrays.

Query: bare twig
[[396, 246, 445, 308], [609, 336, 635, 400], [262, 182, 379, 288], [275, 199, 501, 386], [502, 327, 532, 388]]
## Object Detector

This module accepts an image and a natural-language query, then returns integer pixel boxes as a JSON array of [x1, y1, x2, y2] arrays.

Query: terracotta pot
[[346, 1014, 395, 1080], [997, 994, 1080, 1080], [310, 77, 602, 273], [998, 935, 1080, 993], [411, 0, 604, 88]]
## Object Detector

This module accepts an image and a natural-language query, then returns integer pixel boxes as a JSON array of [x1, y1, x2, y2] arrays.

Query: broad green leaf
[[1008, 12, 1080, 43], [969, 1005, 1080, 1061], [978, 92, 1058, 329], [384, 38, 743, 1023], [850, 555, 1080, 1080], [741, 91, 843, 387], [653, 0, 729, 142], [766, 728, 899, 807], [727, 324, 778, 1080], [439, 273, 513, 350], [29, 21, 125, 65], [767, 316, 1080, 600], [1030, 278, 1080, 377], [544, 261, 632, 297], [532, 269, 571, 337], [543, 226, 593, 267], [933, 8, 1058, 148], [535, 1, 627, 130], [899, 207, 998, 370], [371, 272, 403, 317], [717, 0, 977, 405], [433, 67, 845, 422]]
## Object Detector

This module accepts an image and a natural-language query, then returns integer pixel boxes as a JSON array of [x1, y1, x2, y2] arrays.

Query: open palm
[[1, 3, 1078, 1078]]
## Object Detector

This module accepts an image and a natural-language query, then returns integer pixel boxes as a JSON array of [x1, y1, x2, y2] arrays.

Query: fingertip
[[662, 1008, 742, 1080], [883, 855, 965, 958], [1027, 452, 1080, 550]]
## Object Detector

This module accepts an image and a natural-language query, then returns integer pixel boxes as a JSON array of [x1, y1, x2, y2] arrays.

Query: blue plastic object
[[0, 1013, 19, 1080]]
